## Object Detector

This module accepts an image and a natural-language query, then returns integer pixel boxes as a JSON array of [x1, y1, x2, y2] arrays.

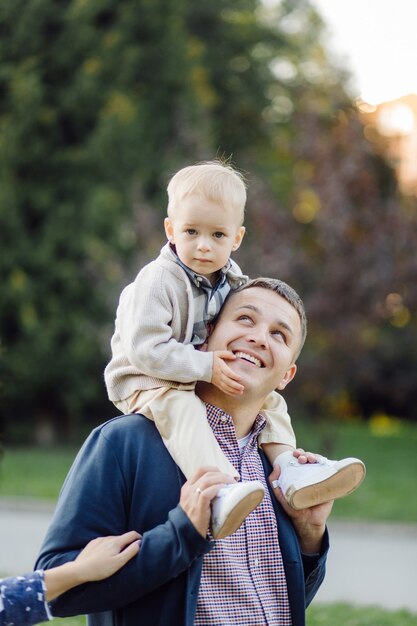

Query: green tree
[[1, 0, 416, 443], [188, 0, 417, 422], [0, 0, 197, 440]]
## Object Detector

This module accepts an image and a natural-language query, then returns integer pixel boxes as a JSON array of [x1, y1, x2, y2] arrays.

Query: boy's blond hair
[[167, 160, 247, 224]]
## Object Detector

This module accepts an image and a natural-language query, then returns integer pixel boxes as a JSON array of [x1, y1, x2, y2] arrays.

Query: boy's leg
[[129, 387, 239, 479], [113, 396, 134, 415], [128, 387, 265, 538], [259, 391, 366, 509], [258, 390, 297, 464]]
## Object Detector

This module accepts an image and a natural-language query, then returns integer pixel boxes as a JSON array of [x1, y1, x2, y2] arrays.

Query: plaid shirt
[[173, 250, 232, 345], [195, 404, 292, 626]]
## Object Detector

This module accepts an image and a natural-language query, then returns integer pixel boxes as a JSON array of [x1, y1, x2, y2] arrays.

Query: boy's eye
[[213, 231, 225, 239], [186, 229, 197, 235], [272, 330, 286, 341]]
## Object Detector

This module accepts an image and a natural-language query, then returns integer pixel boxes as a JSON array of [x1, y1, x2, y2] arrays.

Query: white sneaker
[[211, 481, 265, 539], [274, 450, 366, 510]]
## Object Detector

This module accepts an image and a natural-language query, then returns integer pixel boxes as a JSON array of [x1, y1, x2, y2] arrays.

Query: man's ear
[[164, 217, 174, 243], [276, 363, 297, 391], [232, 226, 245, 251]]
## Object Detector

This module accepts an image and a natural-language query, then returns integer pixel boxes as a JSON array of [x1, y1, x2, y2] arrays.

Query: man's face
[[207, 286, 302, 399]]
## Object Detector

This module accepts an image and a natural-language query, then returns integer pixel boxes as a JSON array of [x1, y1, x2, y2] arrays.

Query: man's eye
[[272, 330, 285, 341], [213, 231, 225, 239], [237, 315, 252, 323]]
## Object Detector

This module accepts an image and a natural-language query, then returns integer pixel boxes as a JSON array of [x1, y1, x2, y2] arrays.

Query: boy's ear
[[232, 226, 245, 251], [164, 217, 174, 243]]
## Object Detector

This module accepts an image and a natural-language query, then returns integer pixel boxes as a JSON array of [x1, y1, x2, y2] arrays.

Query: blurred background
[[1, 0, 417, 446], [1, 2, 417, 622]]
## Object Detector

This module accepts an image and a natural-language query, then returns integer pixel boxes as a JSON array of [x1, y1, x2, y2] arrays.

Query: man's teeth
[[235, 352, 262, 367]]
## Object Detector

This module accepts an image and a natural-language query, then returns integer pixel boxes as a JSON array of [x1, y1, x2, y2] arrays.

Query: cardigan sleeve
[[35, 419, 212, 617], [115, 264, 213, 383], [301, 529, 329, 607]]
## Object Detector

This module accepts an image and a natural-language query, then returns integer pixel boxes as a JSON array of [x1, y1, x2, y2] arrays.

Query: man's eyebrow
[[236, 304, 260, 314], [235, 304, 294, 336]]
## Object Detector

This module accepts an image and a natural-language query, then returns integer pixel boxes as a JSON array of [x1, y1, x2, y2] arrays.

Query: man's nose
[[248, 326, 268, 348]]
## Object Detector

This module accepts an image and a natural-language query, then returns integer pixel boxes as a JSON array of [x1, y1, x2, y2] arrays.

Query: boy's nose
[[197, 238, 211, 252]]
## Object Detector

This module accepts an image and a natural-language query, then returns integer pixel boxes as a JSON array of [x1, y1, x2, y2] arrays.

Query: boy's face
[[164, 193, 245, 282]]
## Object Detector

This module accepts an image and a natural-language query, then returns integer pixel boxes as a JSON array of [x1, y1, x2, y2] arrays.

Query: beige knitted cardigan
[[104, 243, 246, 402]]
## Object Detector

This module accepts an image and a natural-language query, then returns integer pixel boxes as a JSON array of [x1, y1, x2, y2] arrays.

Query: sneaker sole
[[287, 461, 366, 510], [212, 488, 265, 539]]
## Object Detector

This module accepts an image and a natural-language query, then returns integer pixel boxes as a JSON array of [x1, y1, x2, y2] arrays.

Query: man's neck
[[197, 382, 263, 439]]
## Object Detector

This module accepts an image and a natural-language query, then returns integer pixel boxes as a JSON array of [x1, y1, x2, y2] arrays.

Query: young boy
[[105, 161, 365, 539]]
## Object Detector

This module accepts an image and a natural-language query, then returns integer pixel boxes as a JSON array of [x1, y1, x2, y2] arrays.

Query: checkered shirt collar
[[205, 402, 266, 442]]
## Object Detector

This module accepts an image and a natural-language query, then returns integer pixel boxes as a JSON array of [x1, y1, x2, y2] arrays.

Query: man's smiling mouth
[[234, 351, 263, 368]]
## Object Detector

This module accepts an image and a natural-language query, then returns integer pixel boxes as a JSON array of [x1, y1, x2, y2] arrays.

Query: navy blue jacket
[[36, 414, 329, 626]]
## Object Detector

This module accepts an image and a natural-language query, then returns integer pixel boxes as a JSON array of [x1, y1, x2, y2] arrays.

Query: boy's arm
[[116, 266, 213, 383]]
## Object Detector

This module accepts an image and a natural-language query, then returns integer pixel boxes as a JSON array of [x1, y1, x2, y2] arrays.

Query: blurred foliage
[[0, 0, 416, 441]]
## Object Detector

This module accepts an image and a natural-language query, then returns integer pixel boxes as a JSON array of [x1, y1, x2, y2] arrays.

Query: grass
[[306, 603, 417, 625], [1, 419, 417, 522], [1, 422, 416, 625], [42, 615, 85, 626], [294, 418, 417, 523], [33, 603, 417, 626], [0, 446, 79, 499]]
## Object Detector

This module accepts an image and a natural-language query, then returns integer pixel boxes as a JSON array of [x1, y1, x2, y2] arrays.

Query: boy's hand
[[212, 351, 244, 395]]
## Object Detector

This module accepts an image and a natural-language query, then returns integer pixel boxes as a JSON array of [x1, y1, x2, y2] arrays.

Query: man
[[36, 278, 332, 626]]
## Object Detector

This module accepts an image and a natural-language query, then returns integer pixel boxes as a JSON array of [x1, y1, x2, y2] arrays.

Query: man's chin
[[232, 361, 263, 381], [234, 372, 262, 395]]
